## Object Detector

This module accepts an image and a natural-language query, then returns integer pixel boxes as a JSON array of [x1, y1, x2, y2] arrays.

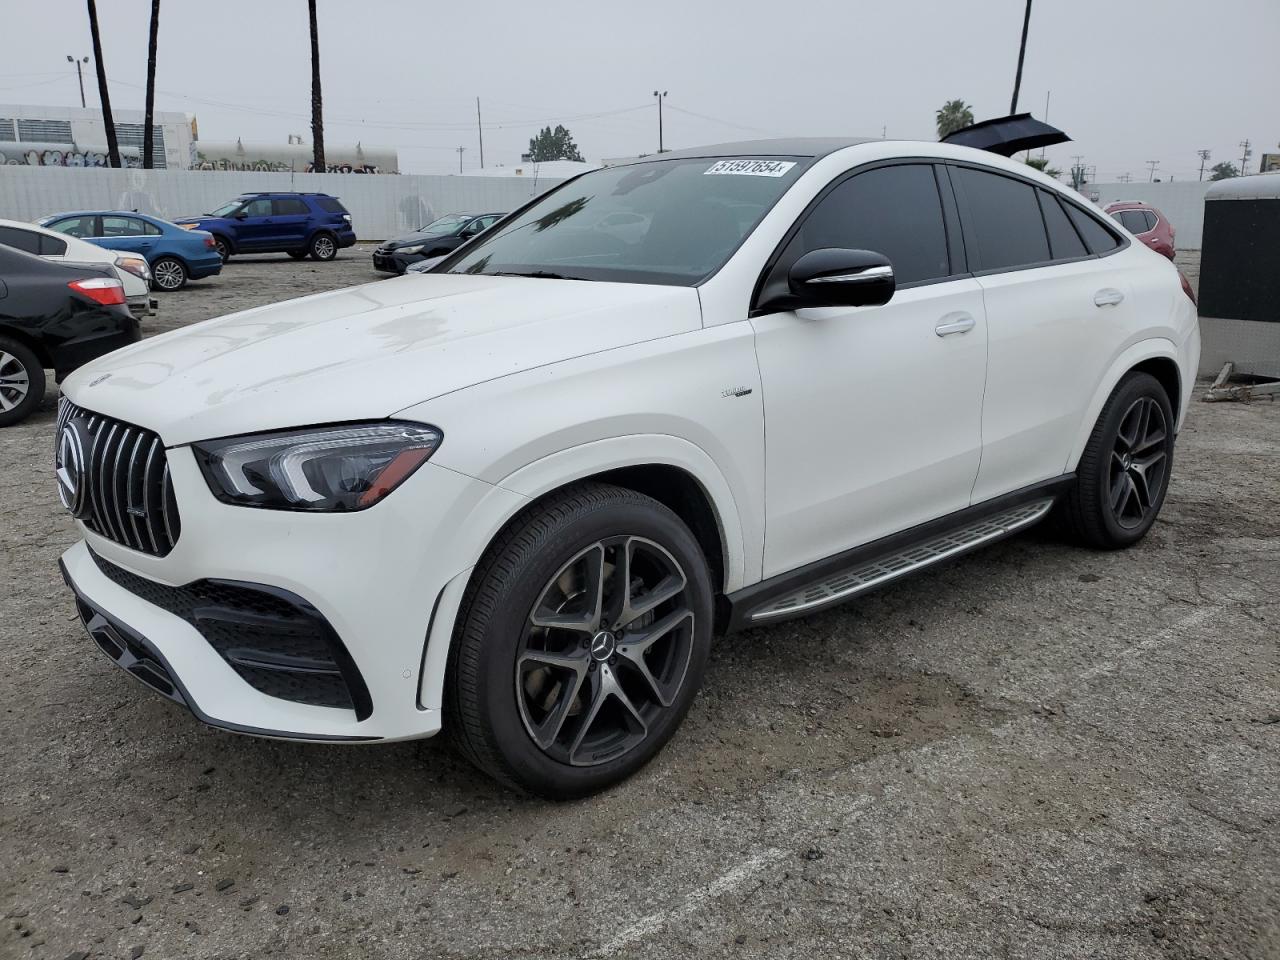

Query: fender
[[1065, 336, 1181, 471], [415, 434, 752, 712]]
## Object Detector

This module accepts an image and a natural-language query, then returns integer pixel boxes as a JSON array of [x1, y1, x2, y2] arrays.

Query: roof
[[627, 138, 877, 163], [1205, 173, 1280, 201]]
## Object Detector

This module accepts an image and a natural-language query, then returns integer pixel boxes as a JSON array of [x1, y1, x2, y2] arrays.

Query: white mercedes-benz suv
[[56, 137, 1200, 797]]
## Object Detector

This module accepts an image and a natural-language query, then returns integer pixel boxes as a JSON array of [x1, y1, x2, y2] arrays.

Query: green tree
[[1209, 161, 1239, 181], [935, 99, 974, 139], [1024, 155, 1062, 179], [527, 125, 584, 163]]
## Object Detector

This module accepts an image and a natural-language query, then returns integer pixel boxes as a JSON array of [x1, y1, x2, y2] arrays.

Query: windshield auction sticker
[[704, 159, 797, 177]]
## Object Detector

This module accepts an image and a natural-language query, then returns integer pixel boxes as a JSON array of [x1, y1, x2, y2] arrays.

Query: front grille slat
[[57, 399, 180, 557]]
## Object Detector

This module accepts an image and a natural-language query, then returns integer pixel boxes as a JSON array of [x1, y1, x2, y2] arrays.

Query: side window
[[101, 216, 148, 237], [1038, 191, 1088, 260], [775, 164, 951, 288], [273, 197, 309, 216], [951, 166, 1050, 271], [1064, 202, 1122, 255], [142, 220, 162, 236], [1143, 210, 1158, 231], [1116, 210, 1147, 233], [48, 216, 98, 238], [40, 234, 68, 256], [241, 198, 274, 217], [0, 226, 42, 255]]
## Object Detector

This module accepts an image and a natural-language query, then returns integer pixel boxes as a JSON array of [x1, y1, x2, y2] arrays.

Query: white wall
[[0, 167, 565, 240], [1090, 181, 1211, 248]]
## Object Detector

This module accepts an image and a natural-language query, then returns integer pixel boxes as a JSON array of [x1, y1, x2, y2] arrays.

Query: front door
[[751, 162, 988, 579]]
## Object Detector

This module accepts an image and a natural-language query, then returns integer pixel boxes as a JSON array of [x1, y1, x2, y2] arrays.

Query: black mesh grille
[[58, 398, 180, 557], [89, 550, 371, 718]]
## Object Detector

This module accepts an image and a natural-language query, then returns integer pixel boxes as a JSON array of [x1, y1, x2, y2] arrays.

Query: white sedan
[[55, 136, 1198, 797]]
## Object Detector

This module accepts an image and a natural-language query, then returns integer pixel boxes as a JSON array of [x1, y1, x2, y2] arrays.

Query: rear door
[[95, 215, 160, 258], [952, 164, 1137, 502], [751, 161, 989, 577], [272, 196, 311, 248]]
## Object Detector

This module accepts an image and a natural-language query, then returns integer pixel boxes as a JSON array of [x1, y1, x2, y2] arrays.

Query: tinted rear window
[[1039, 191, 1088, 260], [1066, 203, 1122, 254], [40, 234, 68, 256], [315, 197, 347, 213], [952, 166, 1050, 271], [274, 197, 310, 215], [0, 225, 41, 255]]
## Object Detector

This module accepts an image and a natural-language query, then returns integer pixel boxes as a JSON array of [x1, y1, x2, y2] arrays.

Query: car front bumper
[[58, 448, 528, 742], [372, 249, 422, 274]]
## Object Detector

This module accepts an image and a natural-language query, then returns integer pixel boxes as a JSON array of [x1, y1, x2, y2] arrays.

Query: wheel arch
[[0, 323, 53, 369], [209, 232, 234, 254], [1066, 338, 1184, 471]]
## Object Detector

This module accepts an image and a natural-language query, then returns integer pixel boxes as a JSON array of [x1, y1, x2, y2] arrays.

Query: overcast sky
[[2, 0, 1276, 181]]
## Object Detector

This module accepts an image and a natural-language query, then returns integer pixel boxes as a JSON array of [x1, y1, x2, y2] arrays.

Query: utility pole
[[475, 98, 484, 169], [66, 55, 88, 108], [1118, 173, 1133, 183], [456, 145, 466, 174], [653, 90, 667, 153], [1070, 155, 1085, 191], [1145, 160, 1159, 182], [1010, 0, 1033, 113], [1197, 149, 1211, 181], [1239, 139, 1253, 175], [142, 0, 160, 169]]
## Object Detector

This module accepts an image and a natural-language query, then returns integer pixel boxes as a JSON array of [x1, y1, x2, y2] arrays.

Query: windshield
[[443, 156, 808, 285], [209, 200, 244, 217], [418, 214, 472, 236]]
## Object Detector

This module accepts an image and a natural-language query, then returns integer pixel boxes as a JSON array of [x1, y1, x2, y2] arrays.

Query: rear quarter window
[[315, 197, 347, 214], [1065, 203, 1123, 254]]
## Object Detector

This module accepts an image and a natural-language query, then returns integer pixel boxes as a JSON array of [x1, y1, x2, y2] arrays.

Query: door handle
[[934, 312, 976, 337], [1094, 288, 1125, 307]]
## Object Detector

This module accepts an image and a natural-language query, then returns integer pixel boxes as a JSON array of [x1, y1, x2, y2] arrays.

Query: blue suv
[[174, 192, 356, 262]]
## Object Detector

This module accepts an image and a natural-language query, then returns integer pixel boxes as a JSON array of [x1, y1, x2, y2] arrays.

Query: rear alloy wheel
[[0, 337, 45, 427], [1059, 371, 1175, 548], [213, 237, 231, 262], [445, 483, 713, 798], [152, 256, 187, 291], [309, 233, 338, 261]]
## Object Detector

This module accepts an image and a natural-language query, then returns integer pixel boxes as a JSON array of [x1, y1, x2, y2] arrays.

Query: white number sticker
[[704, 159, 796, 178]]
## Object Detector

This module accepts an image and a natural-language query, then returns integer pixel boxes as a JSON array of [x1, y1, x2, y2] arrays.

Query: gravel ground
[[3, 248, 1278, 960]]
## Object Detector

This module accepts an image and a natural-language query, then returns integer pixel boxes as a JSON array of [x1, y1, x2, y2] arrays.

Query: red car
[[1105, 201, 1175, 260]]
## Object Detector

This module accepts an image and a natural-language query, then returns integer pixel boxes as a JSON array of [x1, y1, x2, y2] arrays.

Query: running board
[[746, 498, 1055, 624]]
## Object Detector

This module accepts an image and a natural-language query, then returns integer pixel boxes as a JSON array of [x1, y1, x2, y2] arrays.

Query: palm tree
[[142, 0, 160, 169], [935, 100, 974, 139], [1024, 156, 1061, 180], [308, 0, 325, 173], [85, 0, 121, 168]]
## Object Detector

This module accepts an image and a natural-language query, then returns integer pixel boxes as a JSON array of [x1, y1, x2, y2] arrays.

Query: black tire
[[309, 232, 338, 261], [151, 256, 187, 291], [445, 482, 714, 799], [212, 236, 232, 262], [0, 337, 46, 427], [287, 250, 308, 260], [1058, 371, 1175, 549]]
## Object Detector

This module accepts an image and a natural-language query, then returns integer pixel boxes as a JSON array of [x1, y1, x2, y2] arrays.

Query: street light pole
[[1010, 0, 1033, 114], [653, 90, 667, 154], [67, 55, 88, 108]]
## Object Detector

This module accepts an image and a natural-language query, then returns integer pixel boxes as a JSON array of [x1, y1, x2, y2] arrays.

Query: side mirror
[[788, 248, 895, 308]]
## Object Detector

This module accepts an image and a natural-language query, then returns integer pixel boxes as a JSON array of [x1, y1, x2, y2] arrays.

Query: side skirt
[[723, 475, 1074, 631]]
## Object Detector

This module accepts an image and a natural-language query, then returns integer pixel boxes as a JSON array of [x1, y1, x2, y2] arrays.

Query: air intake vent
[[57, 398, 181, 557]]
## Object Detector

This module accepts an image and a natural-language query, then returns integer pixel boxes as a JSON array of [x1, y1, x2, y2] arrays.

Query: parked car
[[0, 218, 156, 317], [1104, 201, 1176, 260], [37, 211, 222, 292], [0, 245, 138, 425], [372, 213, 505, 274], [174, 192, 356, 263], [55, 137, 1199, 798]]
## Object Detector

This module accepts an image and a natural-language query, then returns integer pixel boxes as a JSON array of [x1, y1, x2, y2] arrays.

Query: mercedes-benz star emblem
[[590, 631, 617, 662], [55, 418, 93, 520]]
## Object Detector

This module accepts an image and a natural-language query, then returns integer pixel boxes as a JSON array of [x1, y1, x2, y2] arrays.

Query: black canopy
[[941, 113, 1070, 157]]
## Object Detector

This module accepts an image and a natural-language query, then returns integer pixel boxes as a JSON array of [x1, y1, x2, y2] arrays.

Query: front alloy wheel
[[445, 482, 713, 798], [517, 536, 696, 767]]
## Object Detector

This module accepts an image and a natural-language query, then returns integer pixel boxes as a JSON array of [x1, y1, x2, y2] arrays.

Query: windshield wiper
[[490, 270, 589, 281]]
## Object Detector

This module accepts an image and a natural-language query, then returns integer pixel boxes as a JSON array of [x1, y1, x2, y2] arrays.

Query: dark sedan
[[372, 212, 505, 274], [0, 245, 140, 425]]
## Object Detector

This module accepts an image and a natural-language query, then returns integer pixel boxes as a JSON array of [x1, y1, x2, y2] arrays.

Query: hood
[[384, 230, 451, 248], [61, 274, 702, 445]]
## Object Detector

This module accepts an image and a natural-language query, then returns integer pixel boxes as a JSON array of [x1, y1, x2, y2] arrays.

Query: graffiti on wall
[[0, 148, 146, 168], [192, 155, 384, 174]]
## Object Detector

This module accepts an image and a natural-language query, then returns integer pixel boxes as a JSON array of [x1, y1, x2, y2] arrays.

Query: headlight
[[395, 244, 424, 256], [194, 422, 442, 512]]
